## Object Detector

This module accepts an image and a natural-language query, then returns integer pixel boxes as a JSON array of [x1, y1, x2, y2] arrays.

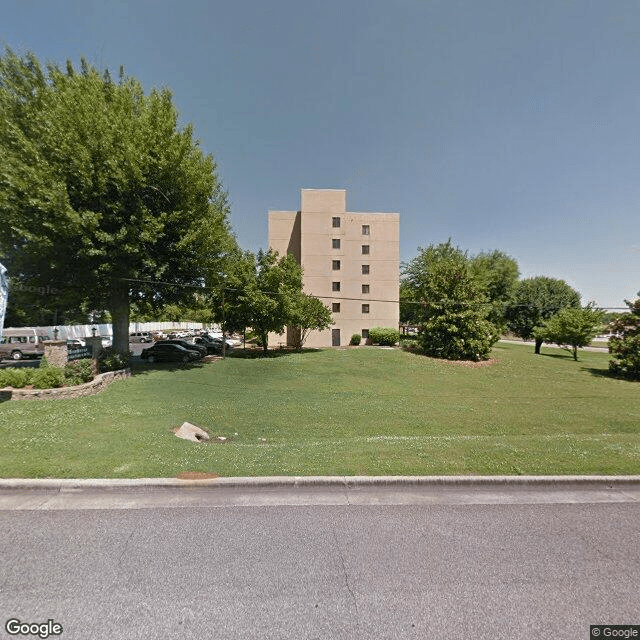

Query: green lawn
[[1, 343, 639, 478]]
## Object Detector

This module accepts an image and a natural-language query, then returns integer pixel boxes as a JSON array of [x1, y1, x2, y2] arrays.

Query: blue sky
[[2, 0, 639, 309]]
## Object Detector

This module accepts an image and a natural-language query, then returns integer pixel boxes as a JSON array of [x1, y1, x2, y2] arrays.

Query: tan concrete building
[[268, 189, 399, 348]]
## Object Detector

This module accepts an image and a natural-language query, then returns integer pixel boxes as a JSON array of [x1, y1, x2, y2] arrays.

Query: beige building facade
[[268, 189, 399, 348]]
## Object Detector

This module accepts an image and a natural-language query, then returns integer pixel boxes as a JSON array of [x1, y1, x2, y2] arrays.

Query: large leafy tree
[[505, 277, 581, 354], [402, 240, 498, 361], [0, 49, 234, 353], [469, 250, 519, 332], [534, 304, 604, 361], [608, 292, 640, 380]]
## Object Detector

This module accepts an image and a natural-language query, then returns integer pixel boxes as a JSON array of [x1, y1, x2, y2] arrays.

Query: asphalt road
[[1, 485, 638, 640]]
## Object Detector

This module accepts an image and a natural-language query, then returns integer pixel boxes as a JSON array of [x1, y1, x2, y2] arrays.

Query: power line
[[6, 275, 632, 312]]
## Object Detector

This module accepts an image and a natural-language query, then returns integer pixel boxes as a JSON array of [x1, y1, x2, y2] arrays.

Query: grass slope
[[0, 343, 638, 478]]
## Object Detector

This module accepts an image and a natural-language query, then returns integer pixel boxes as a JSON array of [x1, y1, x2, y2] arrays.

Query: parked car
[[130, 331, 153, 343], [140, 343, 202, 363], [192, 336, 223, 354], [202, 334, 237, 349], [159, 339, 207, 357], [0, 329, 51, 360]]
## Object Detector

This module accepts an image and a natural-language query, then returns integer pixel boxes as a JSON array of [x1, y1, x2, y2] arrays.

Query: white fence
[[0, 263, 8, 337], [2, 321, 217, 340]]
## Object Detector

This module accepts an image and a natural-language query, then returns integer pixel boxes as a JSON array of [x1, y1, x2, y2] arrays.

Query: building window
[[332, 260, 340, 270], [362, 264, 370, 275], [332, 303, 340, 313], [362, 245, 370, 255], [362, 329, 369, 339], [332, 281, 341, 292], [362, 284, 370, 294], [362, 304, 370, 314], [332, 217, 341, 228], [362, 225, 370, 235], [332, 238, 340, 249]]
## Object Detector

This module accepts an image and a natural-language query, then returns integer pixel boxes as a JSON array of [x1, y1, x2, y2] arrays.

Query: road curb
[[2, 475, 640, 490]]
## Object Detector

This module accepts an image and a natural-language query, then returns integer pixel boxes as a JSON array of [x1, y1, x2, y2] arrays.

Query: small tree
[[248, 250, 302, 352], [403, 241, 498, 361], [609, 293, 640, 379], [288, 294, 333, 350], [506, 277, 581, 354], [534, 305, 604, 360]]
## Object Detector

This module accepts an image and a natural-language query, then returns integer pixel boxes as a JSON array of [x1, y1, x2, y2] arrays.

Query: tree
[[399, 280, 421, 325], [287, 293, 333, 350], [608, 292, 640, 380], [0, 49, 234, 354], [534, 304, 604, 360], [210, 250, 330, 351], [402, 240, 498, 361], [236, 250, 303, 352], [469, 250, 519, 332], [505, 277, 581, 354]]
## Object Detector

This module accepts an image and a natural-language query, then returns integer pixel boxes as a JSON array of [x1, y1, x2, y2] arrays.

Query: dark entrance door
[[332, 329, 341, 347]]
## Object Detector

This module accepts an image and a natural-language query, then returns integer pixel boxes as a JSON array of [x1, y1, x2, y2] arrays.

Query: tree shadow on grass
[[127, 360, 207, 378], [226, 347, 323, 360], [126, 348, 324, 375], [580, 366, 640, 383], [538, 352, 574, 360]]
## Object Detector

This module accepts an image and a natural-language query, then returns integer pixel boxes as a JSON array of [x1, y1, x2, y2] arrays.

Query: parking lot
[[0, 331, 240, 368]]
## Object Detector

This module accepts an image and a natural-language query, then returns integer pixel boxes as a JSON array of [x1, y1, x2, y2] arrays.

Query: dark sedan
[[140, 343, 202, 363], [192, 337, 223, 354], [157, 339, 207, 357]]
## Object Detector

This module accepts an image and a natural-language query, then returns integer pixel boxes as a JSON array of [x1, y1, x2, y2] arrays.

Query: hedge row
[[0, 358, 94, 390]]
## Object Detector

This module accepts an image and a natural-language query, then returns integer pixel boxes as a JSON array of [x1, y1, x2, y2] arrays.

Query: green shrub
[[64, 359, 94, 385], [0, 367, 34, 388], [368, 327, 400, 346], [98, 348, 132, 373], [31, 367, 65, 389], [609, 294, 640, 380], [39, 356, 51, 369], [350, 333, 361, 346]]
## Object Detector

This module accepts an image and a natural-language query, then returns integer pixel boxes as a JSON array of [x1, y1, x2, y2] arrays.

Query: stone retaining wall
[[0, 369, 131, 402]]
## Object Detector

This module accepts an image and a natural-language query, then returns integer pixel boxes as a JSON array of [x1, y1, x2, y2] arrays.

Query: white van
[[0, 328, 51, 360], [129, 331, 153, 343]]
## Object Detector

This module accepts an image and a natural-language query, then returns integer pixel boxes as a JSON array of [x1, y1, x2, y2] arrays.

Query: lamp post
[[92, 326, 97, 337], [53, 327, 59, 340]]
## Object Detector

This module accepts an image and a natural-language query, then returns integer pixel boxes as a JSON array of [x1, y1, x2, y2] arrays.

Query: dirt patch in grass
[[439, 358, 498, 368], [409, 352, 498, 367]]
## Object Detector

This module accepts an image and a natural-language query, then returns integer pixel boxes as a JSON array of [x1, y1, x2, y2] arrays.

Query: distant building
[[268, 189, 399, 348]]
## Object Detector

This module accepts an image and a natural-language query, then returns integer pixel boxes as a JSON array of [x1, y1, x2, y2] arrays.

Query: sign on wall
[[67, 345, 93, 361], [0, 263, 8, 338]]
